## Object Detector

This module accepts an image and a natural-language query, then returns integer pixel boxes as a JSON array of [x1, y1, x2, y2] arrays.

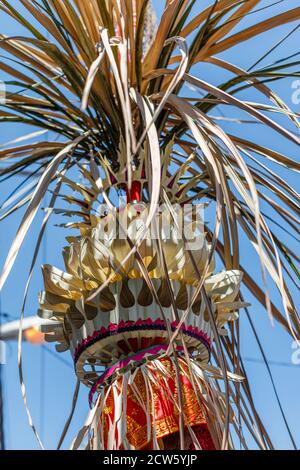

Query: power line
[[243, 357, 299, 369], [42, 346, 73, 370]]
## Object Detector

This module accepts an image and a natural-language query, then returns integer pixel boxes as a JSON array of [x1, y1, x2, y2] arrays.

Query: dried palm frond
[[0, 0, 299, 450]]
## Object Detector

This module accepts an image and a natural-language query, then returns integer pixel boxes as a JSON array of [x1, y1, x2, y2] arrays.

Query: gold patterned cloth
[[101, 357, 214, 450]]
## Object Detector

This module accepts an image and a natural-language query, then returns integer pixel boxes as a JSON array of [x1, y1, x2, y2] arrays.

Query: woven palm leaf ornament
[[0, 0, 299, 451], [39, 156, 244, 449]]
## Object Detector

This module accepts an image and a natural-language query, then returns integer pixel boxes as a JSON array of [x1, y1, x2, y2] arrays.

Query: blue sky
[[0, 0, 299, 450]]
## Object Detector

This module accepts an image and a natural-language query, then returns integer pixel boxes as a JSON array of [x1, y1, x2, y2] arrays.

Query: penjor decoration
[[0, 0, 299, 452], [39, 160, 244, 449]]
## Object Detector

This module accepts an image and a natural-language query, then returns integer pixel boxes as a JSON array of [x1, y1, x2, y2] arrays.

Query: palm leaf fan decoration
[[0, 0, 299, 450]]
